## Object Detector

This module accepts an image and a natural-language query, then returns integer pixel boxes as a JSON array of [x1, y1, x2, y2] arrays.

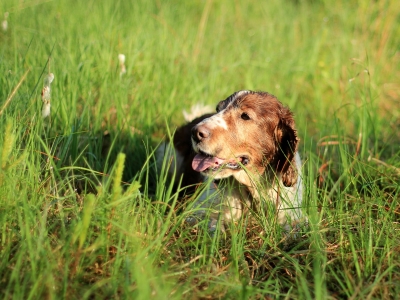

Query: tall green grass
[[1, 0, 399, 298]]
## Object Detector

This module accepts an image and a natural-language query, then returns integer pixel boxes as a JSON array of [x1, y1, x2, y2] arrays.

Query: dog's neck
[[231, 167, 283, 201]]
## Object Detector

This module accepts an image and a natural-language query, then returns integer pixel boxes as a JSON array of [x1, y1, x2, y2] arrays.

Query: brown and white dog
[[157, 90, 305, 231]]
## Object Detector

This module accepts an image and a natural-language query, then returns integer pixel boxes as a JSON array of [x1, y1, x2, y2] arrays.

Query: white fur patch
[[183, 104, 214, 122], [235, 90, 251, 98], [200, 112, 228, 130]]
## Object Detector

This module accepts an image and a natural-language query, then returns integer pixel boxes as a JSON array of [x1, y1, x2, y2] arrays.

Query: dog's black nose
[[192, 125, 210, 142]]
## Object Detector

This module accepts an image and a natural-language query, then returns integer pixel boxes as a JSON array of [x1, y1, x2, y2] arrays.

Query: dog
[[157, 90, 305, 231]]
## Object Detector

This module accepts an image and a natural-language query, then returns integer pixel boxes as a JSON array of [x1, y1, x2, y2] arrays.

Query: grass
[[1, 0, 399, 298]]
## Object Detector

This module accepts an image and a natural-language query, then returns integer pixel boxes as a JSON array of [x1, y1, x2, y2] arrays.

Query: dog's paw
[[185, 214, 225, 233], [208, 218, 225, 233]]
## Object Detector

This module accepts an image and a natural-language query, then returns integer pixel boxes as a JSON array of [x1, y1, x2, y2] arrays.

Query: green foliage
[[0, 0, 399, 298]]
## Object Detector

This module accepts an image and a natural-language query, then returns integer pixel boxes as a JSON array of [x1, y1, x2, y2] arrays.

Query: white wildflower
[[2, 12, 9, 32], [118, 54, 126, 76], [42, 101, 51, 118], [41, 73, 55, 118]]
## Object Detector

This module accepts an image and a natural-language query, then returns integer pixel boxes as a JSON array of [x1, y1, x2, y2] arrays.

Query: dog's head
[[191, 90, 299, 186]]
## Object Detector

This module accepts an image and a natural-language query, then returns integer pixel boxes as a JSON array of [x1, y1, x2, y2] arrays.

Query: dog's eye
[[241, 112, 250, 120]]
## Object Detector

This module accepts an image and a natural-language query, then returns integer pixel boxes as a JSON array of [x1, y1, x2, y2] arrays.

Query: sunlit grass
[[0, 0, 399, 298]]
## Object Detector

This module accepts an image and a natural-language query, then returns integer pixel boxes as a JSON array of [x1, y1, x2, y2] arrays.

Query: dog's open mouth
[[192, 151, 249, 172]]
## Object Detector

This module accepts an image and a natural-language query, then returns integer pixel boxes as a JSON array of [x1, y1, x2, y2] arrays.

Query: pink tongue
[[192, 154, 226, 172]]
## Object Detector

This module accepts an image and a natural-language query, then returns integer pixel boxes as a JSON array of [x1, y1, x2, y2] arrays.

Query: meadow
[[0, 0, 399, 298]]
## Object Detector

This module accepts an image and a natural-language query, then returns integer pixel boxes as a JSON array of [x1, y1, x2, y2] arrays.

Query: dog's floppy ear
[[273, 107, 299, 187]]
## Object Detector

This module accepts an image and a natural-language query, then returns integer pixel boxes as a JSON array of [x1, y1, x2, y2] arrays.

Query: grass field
[[1, 0, 399, 298]]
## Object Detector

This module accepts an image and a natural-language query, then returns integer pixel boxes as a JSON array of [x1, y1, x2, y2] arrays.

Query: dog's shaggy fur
[[157, 90, 305, 230]]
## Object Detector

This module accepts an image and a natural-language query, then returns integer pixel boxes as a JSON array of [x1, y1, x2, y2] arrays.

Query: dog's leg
[[185, 180, 224, 231], [186, 179, 250, 232]]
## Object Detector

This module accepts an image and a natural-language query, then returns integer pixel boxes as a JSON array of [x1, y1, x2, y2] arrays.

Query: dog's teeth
[[226, 163, 240, 170]]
